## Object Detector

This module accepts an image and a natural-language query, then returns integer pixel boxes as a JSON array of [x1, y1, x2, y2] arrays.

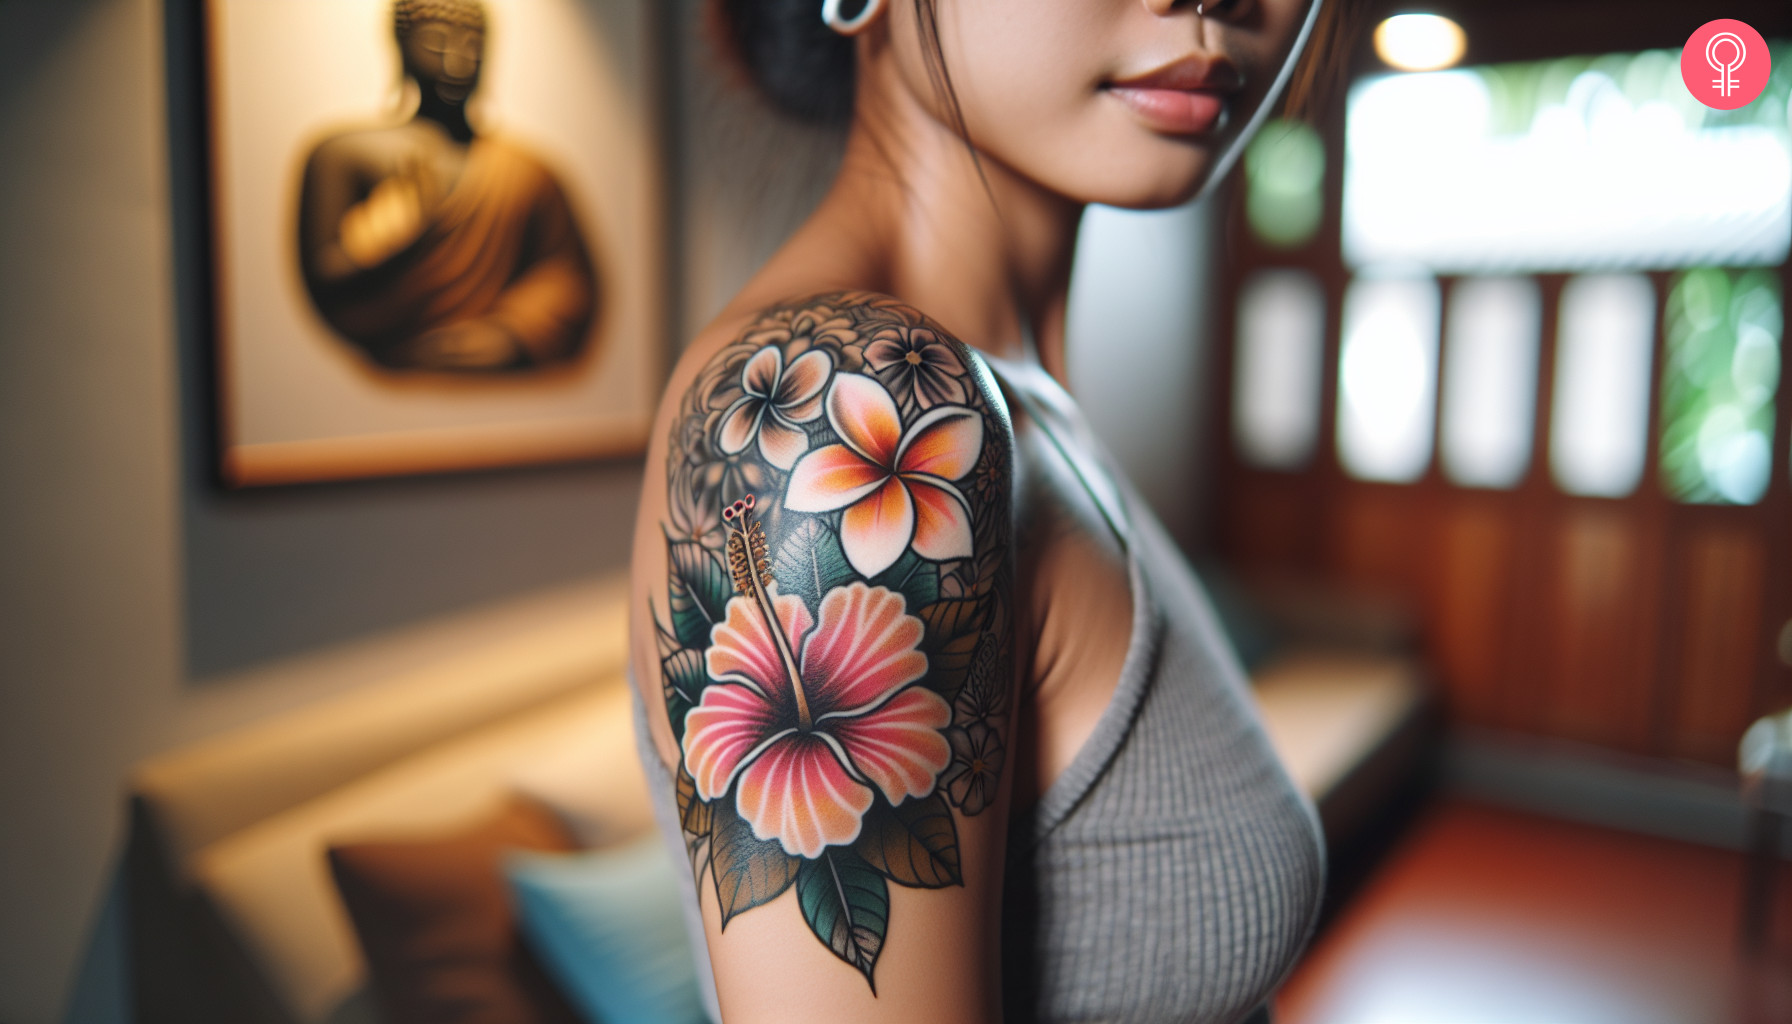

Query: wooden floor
[[1277, 800, 1792, 1024]]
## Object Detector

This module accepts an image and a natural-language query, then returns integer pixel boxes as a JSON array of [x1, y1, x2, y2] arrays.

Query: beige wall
[[0, 3, 1216, 1021]]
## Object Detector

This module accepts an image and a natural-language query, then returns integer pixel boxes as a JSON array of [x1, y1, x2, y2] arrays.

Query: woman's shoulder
[[639, 285, 1022, 1007], [684, 289, 1001, 395], [668, 288, 1014, 463], [655, 284, 1013, 623]]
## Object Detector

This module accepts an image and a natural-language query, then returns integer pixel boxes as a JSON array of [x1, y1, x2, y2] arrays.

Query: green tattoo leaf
[[709, 798, 799, 927], [954, 632, 1007, 721], [924, 633, 980, 703], [855, 794, 962, 889], [650, 597, 679, 659], [770, 518, 856, 608], [795, 849, 889, 989], [676, 764, 714, 884], [869, 548, 940, 611], [661, 649, 706, 743], [919, 597, 986, 648], [676, 765, 713, 837], [668, 540, 732, 650]]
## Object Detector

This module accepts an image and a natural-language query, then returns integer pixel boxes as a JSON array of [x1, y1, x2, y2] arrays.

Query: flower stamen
[[724, 495, 814, 730]]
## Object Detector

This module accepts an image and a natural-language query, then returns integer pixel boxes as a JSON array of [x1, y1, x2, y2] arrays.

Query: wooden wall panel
[[1225, 475, 1321, 572], [1432, 498, 1512, 724], [1667, 528, 1765, 763], [1331, 486, 1426, 596], [1544, 508, 1658, 752]]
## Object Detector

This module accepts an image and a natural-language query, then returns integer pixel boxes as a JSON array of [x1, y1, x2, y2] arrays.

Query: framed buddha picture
[[203, 0, 662, 485]]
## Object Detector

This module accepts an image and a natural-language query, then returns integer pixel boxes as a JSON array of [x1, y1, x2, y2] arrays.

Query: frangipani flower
[[743, 303, 865, 374], [718, 345, 833, 470], [944, 722, 1003, 816], [683, 583, 951, 858], [865, 324, 967, 411], [785, 374, 983, 578]]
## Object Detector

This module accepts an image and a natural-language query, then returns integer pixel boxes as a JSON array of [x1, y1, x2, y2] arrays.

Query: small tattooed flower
[[866, 324, 967, 412], [785, 374, 983, 577], [695, 435, 769, 525], [971, 432, 1004, 504], [683, 583, 951, 858], [717, 345, 834, 471], [944, 721, 1004, 815], [667, 460, 724, 550], [744, 304, 865, 374]]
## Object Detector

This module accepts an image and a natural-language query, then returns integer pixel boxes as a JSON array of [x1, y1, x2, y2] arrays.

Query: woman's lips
[[1108, 86, 1228, 135], [1106, 55, 1240, 136]]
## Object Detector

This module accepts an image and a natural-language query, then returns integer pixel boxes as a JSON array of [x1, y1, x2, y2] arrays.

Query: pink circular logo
[[1681, 19, 1771, 110]]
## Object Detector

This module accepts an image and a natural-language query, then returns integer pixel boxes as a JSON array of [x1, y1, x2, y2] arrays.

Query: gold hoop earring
[[822, 0, 882, 35]]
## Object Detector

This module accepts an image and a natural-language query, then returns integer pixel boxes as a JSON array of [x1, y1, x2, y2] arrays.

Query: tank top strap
[[970, 348, 1134, 554]]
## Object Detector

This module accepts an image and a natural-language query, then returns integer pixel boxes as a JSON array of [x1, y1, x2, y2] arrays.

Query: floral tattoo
[[652, 294, 1013, 990]]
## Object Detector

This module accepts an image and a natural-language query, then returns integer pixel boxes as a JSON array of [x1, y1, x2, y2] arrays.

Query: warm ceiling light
[[1374, 13, 1467, 72]]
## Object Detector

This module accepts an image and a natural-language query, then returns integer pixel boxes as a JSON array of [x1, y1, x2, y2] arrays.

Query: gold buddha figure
[[297, 0, 600, 373]]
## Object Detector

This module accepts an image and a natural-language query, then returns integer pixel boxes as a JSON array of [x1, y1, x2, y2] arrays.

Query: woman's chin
[[1074, 161, 1218, 211], [1044, 128, 1230, 211], [1096, 178, 1208, 211]]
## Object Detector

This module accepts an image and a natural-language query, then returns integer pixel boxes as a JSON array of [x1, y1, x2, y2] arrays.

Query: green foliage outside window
[[1660, 268, 1782, 505], [1245, 119, 1325, 249]]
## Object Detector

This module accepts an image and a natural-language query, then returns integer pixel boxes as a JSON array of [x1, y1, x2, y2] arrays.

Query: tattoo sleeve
[[651, 293, 1014, 991]]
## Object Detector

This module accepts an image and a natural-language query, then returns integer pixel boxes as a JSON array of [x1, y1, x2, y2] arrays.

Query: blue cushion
[[503, 838, 708, 1024]]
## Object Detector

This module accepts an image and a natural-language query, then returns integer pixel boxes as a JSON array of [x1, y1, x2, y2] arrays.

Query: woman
[[630, 2, 1331, 1020]]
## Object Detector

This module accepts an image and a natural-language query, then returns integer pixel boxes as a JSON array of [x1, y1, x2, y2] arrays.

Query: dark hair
[[1279, 0, 1362, 121], [713, 0, 1355, 129], [712, 0, 859, 125]]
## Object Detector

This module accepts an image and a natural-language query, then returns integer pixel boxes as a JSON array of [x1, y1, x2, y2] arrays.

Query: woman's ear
[[822, 0, 887, 36]]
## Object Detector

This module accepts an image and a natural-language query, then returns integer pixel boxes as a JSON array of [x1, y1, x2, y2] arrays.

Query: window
[[1344, 48, 1792, 273], [1337, 274, 1440, 483], [1551, 274, 1656, 498], [1234, 270, 1326, 469], [1245, 119, 1326, 249], [1660, 268, 1782, 504], [1442, 277, 1542, 488]]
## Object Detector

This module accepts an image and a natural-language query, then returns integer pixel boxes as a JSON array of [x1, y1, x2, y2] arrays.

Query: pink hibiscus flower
[[784, 374, 983, 578], [683, 583, 952, 858], [717, 345, 833, 470]]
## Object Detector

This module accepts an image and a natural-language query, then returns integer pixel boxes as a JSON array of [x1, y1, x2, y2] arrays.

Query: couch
[[124, 574, 1430, 1023]]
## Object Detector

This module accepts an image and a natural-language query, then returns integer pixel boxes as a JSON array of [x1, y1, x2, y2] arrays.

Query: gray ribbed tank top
[[633, 354, 1324, 1024]]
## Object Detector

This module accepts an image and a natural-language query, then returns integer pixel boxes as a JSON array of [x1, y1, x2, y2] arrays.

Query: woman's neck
[[747, 61, 1086, 384]]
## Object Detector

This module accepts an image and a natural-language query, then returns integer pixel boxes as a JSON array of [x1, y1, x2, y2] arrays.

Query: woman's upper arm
[[645, 293, 1016, 1022]]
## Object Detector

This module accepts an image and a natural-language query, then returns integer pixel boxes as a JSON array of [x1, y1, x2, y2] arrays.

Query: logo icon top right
[[1682, 19, 1771, 111]]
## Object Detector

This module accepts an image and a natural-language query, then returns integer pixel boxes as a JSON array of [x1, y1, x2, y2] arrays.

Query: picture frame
[[202, 0, 663, 486]]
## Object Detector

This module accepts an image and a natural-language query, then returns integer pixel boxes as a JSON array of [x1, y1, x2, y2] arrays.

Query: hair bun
[[714, 0, 857, 125]]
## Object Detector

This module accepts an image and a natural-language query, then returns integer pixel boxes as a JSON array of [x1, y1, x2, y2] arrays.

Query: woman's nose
[[1145, 0, 1249, 18], [1141, 0, 1198, 16]]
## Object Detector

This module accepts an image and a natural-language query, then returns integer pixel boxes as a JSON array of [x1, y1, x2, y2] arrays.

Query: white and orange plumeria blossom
[[682, 583, 952, 858], [784, 373, 983, 578], [717, 344, 833, 470]]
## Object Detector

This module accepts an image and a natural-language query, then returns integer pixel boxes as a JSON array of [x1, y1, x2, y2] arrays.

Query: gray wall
[[0, 2, 642, 1020], [0, 2, 1216, 1021], [1067, 199, 1221, 553]]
